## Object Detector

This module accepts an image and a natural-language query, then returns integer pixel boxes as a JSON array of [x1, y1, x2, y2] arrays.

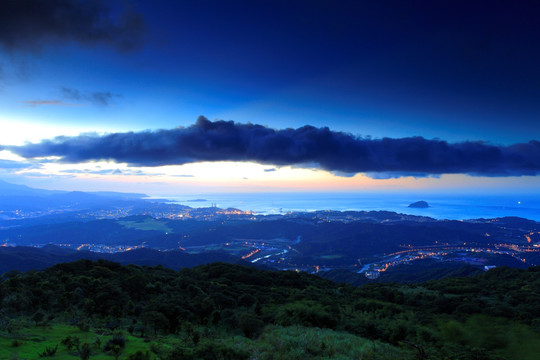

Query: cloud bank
[[0, 0, 145, 52], [5, 116, 540, 178]]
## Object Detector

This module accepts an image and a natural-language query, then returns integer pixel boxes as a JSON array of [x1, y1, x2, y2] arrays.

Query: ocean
[[157, 192, 540, 221]]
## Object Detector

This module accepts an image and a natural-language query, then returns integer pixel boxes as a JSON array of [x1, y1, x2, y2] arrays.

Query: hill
[[0, 261, 539, 359], [0, 245, 248, 274]]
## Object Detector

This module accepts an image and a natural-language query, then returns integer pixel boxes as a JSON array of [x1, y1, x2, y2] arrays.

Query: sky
[[0, 0, 539, 195]]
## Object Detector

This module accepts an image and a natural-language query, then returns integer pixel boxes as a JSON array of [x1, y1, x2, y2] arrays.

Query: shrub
[[150, 342, 163, 355], [165, 340, 250, 360], [11, 340, 22, 347], [127, 350, 151, 360], [93, 337, 102, 350], [61, 335, 80, 351], [38, 345, 58, 358], [238, 312, 264, 339], [104, 333, 126, 352], [79, 342, 92, 360], [276, 301, 337, 328], [77, 319, 91, 332]]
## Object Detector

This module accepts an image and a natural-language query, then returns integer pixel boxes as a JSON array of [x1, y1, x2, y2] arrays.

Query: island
[[408, 200, 429, 208]]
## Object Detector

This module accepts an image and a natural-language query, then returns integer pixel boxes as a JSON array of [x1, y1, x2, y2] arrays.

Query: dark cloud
[[61, 87, 122, 106], [365, 172, 439, 180], [264, 168, 277, 172], [60, 88, 83, 101], [5, 116, 540, 178], [90, 91, 121, 106], [0, 0, 145, 52], [23, 99, 81, 107], [330, 171, 356, 178]]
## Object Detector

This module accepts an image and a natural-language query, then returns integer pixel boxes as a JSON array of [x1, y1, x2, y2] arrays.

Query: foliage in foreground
[[0, 323, 405, 360], [0, 260, 539, 359]]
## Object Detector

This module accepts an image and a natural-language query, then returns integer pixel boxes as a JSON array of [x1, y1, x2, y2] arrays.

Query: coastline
[[147, 192, 540, 222]]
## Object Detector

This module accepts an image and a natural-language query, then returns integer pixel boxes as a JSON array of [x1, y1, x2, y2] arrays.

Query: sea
[[156, 192, 540, 222]]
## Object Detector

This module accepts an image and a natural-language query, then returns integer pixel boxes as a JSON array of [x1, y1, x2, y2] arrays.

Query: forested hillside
[[1, 261, 539, 359]]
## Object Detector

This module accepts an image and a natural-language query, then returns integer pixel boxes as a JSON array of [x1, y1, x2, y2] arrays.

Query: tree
[[142, 310, 169, 336], [61, 335, 78, 351], [104, 333, 126, 354], [32, 310, 45, 326], [79, 342, 92, 360], [109, 345, 123, 360], [238, 312, 264, 339]]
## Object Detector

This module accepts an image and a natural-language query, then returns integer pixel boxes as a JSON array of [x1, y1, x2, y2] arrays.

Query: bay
[[154, 192, 540, 221]]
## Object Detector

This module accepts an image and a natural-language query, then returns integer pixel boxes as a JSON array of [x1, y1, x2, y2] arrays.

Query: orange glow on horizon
[[9, 159, 540, 195]]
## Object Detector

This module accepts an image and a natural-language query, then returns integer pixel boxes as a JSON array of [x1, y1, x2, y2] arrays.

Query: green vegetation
[[1, 260, 539, 359], [319, 255, 343, 260], [0, 323, 398, 360], [117, 219, 172, 233], [0, 325, 150, 359]]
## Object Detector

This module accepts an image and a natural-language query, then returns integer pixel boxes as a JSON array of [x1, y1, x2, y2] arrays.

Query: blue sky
[[0, 0, 539, 195]]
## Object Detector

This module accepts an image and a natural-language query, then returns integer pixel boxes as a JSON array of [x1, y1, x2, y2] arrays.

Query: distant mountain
[[0, 245, 250, 274], [0, 179, 147, 199], [88, 191, 148, 199], [0, 179, 61, 196], [0, 245, 523, 286], [0, 179, 150, 216]]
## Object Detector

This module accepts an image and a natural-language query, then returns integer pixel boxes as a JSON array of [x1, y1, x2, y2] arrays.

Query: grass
[[0, 323, 404, 360], [117, 219, 172, 233], [437, 314, 540, 360], [0, 315, 535, 360], [227, 325, 407, 360], [0, 325, 153, 360]]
